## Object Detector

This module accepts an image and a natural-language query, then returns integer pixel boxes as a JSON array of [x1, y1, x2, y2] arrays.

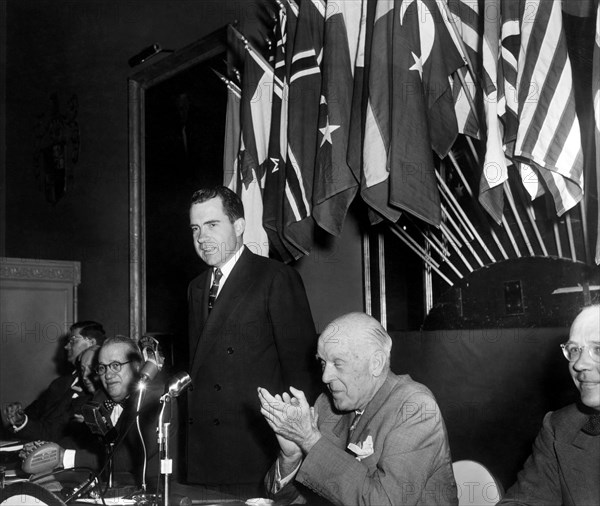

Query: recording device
[[139, 335, 165, 384], [81, 401, 114, 437], [21, 441, 62, 475]]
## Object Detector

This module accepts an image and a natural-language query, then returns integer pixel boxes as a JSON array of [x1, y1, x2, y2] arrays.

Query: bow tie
[[581, 414, 600, 436], [103, 399, 122, 411]]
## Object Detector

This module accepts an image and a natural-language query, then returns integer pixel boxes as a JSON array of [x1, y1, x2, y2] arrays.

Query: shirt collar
[[213, 245, 244, 284]]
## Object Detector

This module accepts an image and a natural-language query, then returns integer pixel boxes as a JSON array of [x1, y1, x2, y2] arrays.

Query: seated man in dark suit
[[258, 312, 458, 506], [20, 335, 175, 492], [64, 335, 174, 488], [498, 304, 600, 506], [2, 321, 105, 442]]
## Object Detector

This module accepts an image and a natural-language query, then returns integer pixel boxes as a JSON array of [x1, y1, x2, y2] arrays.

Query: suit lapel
[[190, 248, 257, 378], [348, 373, 395, 445], [555, 420, 600, 506], [189, 272, 211, 366]]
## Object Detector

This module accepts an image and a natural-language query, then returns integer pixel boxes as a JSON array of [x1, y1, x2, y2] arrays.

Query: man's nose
[[104, 368, 116, 379], [572, 348, 592, 370], [321, 363, 334, 384]]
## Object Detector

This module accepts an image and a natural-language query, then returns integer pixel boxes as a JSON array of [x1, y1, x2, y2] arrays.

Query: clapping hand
[[258, 386, 321, 455]]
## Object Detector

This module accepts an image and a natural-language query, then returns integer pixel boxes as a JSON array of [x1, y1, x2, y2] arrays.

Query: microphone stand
[[158, 394, 172, 506]]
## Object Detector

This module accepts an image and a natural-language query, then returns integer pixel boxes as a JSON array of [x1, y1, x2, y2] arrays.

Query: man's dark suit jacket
[[186, 246, 318, 487], [12, 373, 91, 443], [499, 403, 600, 506], [73, 382, 176, 489]]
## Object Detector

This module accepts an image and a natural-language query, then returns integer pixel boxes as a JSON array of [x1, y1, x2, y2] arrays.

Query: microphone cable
[[66, 387, 148, 504]]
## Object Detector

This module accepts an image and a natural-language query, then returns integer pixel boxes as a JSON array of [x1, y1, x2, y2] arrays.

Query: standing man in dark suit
[[186, 186, 318, 497], [499, 304, 600, 506]]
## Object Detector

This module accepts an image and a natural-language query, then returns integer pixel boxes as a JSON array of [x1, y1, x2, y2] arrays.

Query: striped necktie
[[208, 268, 223, 312], [348, 410, 364, 441]]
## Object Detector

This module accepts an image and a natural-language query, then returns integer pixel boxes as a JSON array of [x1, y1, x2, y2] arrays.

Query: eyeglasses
[[560, 343, 600, 363], [96, 361, 132, 375], [67, 335, 85, 345]]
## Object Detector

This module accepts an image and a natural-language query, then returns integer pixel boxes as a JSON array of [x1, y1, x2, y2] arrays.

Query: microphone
[[81, 401, 114, 437], [166, 372, 192, 398], [138, 335, 165, 384]]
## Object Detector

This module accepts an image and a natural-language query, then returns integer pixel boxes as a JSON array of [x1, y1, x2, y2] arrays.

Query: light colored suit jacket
[[266, 372, 458, 506], [499, 403, 600, 506]]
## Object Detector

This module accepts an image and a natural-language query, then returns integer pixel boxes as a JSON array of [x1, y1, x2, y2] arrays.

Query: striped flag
[[237, 35, 272, 257], [222, 78, 241, 193], [361, 0, 400, 223], [262, 0, 302, 262], [447, 0, 481, 140], [478, 0, 509, 224], [312, 0, 363, 236], [282, 0, 325, 253], [510, 0, 584, 217]]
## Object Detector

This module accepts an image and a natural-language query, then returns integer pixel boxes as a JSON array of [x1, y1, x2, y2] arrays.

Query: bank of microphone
[[138, 335, 165, 384]]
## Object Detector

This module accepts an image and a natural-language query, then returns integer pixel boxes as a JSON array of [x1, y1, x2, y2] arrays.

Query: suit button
[[188, 418, 194, 425], [214, 384, 221, 391], [227, 347, 234, 354], [213, 418, 220, 425]]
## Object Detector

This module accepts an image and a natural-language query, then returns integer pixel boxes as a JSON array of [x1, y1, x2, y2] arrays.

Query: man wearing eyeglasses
[[1, 320, 105, 441], [499, 304, 600, 506], [20, 335, 175, 490]]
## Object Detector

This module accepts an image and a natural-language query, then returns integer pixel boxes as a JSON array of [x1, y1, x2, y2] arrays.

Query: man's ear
[[234, 217, 246, 237], [370, 350, 386, 377]]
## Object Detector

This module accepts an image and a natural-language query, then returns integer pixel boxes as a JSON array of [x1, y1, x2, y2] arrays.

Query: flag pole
[[553, 220, 564, 258], [435, 169, 498, 262], [565, 211, 577, 261], [447, 150, 510, 260], [389, 226, 454, 287], [397, 221, 466, 279], [424, 238, 433, 315], [578, 201, 591, 264], [441, 205, 485, 267], [440, 222, 474, 273], [512, 177, 549, 256], [378, 233, 387, 330], [363, 233, 373, 315], [503, 181, 535, 256], [437, 179, 474, 241], [211, 68, 241, 97]]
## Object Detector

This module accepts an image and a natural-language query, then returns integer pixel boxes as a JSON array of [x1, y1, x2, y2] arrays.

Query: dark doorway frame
[[128, 26, 229, 340]]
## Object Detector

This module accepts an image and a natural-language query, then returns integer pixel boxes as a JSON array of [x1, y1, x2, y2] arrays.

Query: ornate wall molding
[[0, 257, 81, 285]]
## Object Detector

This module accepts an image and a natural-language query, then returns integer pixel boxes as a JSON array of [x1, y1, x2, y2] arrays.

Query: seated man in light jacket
[[258, 312, 458, 506], [498, 304, 600, 506]]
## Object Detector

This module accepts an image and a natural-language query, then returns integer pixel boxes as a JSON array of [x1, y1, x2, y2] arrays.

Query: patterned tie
[[208, 268, 223, 312], [581, 414, 600, 436], [348, 410, 364, 441]]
